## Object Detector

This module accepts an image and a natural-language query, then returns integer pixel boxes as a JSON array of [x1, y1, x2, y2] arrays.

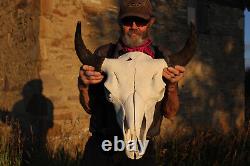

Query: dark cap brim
[[119, 12, 151, 20]]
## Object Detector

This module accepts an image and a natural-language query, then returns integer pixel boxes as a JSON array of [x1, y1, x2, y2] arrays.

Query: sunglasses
[[121, 17, 149, 27]]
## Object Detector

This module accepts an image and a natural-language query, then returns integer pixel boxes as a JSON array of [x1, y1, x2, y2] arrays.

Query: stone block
[[54, 112, 73, 121], [41, 0, 53, 16]]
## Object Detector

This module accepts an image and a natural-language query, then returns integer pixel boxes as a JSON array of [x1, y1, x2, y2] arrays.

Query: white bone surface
[[101, 52, 168, 159]]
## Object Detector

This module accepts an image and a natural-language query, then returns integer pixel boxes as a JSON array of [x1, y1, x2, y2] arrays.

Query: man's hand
[[78, 65, 104, 114], [161, 65, 185, 118], [78, 65, 104, 90], [162, 65, 185, 84]]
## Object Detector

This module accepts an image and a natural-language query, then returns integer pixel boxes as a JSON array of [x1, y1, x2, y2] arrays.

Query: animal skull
[[101, 52, 167, 159]]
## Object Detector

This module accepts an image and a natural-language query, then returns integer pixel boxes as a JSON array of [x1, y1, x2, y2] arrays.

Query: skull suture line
[[74, 21, 197, 159], [101, 52, 167, 159]]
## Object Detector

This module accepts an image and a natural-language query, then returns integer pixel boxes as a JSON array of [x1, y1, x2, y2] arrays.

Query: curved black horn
[[74, 21, 104, 71], [167, 22, 197, 66]]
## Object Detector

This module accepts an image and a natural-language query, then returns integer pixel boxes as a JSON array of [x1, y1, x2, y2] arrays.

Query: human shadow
[[0, 79, 54, 166]]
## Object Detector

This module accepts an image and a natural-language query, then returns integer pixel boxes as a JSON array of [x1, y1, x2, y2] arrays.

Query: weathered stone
[[54, 112, 73, 121]]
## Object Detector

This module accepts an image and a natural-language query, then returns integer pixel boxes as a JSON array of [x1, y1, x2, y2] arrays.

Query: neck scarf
[[119, 39, 154, 58]]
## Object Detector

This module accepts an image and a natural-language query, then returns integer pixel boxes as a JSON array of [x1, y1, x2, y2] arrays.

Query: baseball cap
[[119, 0, 153, 20]]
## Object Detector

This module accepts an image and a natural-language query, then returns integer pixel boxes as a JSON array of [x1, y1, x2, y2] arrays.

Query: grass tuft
[[0, 120, 250, 166]]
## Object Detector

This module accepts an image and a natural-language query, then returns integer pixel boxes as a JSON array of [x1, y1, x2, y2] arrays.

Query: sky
[[245, 9, 250, 69]]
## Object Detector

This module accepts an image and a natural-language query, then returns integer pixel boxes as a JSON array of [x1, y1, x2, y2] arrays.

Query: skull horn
[[74, 21, 104, 71], [167, 22, 197, 66]]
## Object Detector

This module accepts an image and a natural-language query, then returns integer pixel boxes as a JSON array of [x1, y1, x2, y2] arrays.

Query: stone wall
[[0, 0, 246, 152], [0, 0, 41, 139], [0, 0, 40, 109], [177, 1, 245, 135], [39, 0, 120, 151]]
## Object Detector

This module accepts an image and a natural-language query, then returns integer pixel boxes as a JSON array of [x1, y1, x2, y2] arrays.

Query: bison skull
[[101, 52, 167, 159]]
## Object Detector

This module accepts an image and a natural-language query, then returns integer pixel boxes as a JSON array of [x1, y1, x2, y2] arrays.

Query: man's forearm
[[79, 87, 91, 114], [162, 83, 180, 118]]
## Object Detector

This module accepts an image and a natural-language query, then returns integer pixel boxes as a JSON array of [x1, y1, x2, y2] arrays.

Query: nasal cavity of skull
[[139, 115, 146, 140], [137, 139, 142, 153], [124, 116, 129, 133]]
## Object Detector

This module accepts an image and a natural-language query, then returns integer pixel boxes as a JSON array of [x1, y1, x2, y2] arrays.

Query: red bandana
[[120, 39, 154, 58]]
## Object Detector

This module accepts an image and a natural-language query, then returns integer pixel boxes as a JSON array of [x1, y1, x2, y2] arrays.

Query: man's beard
[[121, 28, 150, 47]]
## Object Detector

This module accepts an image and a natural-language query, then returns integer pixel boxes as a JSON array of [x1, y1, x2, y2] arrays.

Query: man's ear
[[149, 17, 156, 26]]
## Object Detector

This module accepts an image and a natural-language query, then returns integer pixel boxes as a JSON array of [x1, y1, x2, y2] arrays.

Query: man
[[77, 0, 195, 165]]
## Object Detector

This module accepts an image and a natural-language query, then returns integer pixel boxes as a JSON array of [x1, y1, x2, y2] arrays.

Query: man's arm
[[161, 83, 179, 118], [77, 44, 112, 114], [78, 65, 104, 114], [162, 66, 185, 118], [78, 76, 91, 114]]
